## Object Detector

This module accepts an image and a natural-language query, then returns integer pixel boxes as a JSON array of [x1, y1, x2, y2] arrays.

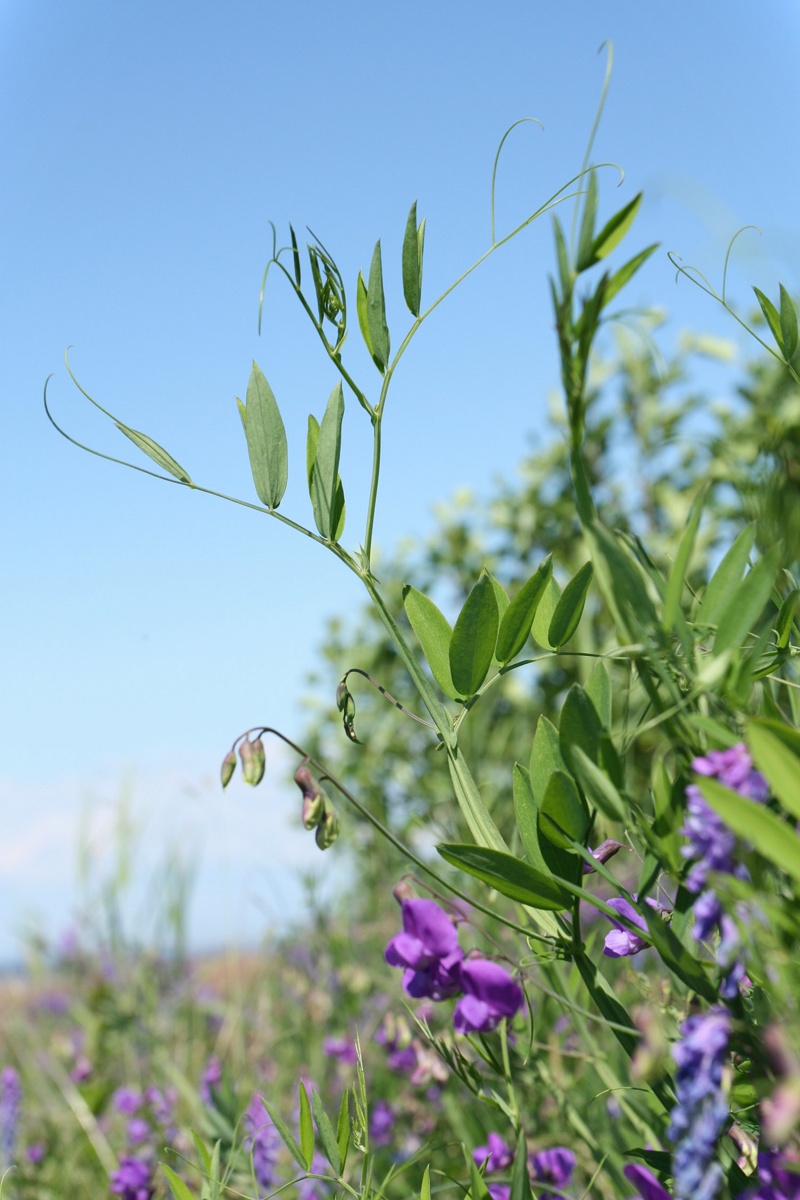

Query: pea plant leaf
[[698, 777, 800, 887], [437, 842, 571, 911], [298, 1082, 315, 1172], [243, 361, 288, 508], [779, 284, 798, 361], [696, 523, 756, 627], [116, 422, 194, 485], [402, 586, 458, 700], [367, 240, 390, 371], [402, 201, 425, 317], [746, 718, 800, 821], [712, 545, 781, 655], [308, 384, 345, 541], [496, 555, 553, 663], [449, 572, 499, 697], [548, 560, 593, 647], [753, 286, 785, 354]]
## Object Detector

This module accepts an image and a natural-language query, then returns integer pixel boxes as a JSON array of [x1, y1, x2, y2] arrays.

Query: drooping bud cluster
[[294, 763, 340, 850], [239, 737, 266, 786], [336, 680, 359, 743]]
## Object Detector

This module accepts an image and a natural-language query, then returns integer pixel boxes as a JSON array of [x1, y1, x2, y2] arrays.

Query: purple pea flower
[[603, 897, 660, 959], [0, 1067, 21, 1170], [683, 745, 767, 893], [453, 959, 523, 1034], [127, 1117, 150, 1146], [529, 1146, 575, 1189], [114, 1087, 143, 1116], [624, 1163, 674, 1200], [26, 1142, 45, 1165], [739, 1149, 800, 1200], [369, 1099, 395, 1147], [385, 898, 464, 1000], [668, 1006, 731, 1200], [242, 1093, 281, 1195], [110, 1155, 154, 1200], [322, 1037, 358, 1066], [474, 1131, 515, 1173], [200, 1055, 223, 1105]]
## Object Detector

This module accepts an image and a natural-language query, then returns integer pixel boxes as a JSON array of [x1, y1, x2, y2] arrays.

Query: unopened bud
[[239, 737, 266, 786], [392, 879, 415, 905], [582, 839, 628, 874], [220, 750, 236, 789], [315, 798, 340, 850], [336, 680, 359, 743], [295, 765, 326, 829]]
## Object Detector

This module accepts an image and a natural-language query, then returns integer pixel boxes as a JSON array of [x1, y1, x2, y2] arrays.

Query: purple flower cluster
[[110, 1155, 153, 1200], [385, 898, 523, 1034], [242, 1092, 281, 1195], [472, 1133, 575, 1200], [668, 1006, 731, 1200], [602, 896, 662, 959], [624, 1163, 673, 1200], [0, 1067, 21, 1171], [739, 1149, 800, 1200]]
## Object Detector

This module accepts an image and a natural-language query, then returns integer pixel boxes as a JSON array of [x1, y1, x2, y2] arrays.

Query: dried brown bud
[[220, 750, 236, 789]]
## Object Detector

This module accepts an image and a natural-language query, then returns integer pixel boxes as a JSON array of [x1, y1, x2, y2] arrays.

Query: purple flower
[[385, 899, 464, 1001], [242, 1093, 281, 1195], [110, 1155, 154, 1200], [369, 1099, 395, 1147], [583, 839, 627, 874], [529, 1146, 575, 1188], [603, 897, 660, 959], [683, 745, 766, 893], [127, 1117, 150, 1145], [624, 1163, 674, 1200], [200, 1055, 222, 1105], [26, 1142, 45, 1165], [1, 1067, 21, 1170], [668, 1007, 731, 1200], [691, 746, 768, 802], [322, 1037, 357, 1066], [114, 1087, 143, 1116], [739, 1149, 800, 1200], [453, 959, 523, 1034], [474, 1132, 515, 1173]]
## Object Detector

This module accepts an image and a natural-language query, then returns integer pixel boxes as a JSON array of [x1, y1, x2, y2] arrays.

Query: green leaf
[[575, 169, 598, 272], [510, 1131, 533, 1200], [449, 573, 499, 697], [235, 396, 247, 435], [420, 1165, 431, 1200], [698, 777, 800, 886], [746, 719, 800, 821], [531, 574, 561, 649], [585, 520, 658, 640], [307, 415, 345, 542], [602, 243, 659, 308], [336, 1091, 350, 1173], [641, 905, 716, 1001], [513, 763, 547, 873], [560, 684, 623, 790], [776, 589, 799, 648], [244, 361, 288, 508], [529, 715, 565, 803], [664, 486, 706, 631], [402, 201, 424, 317], [190, 1130, 213, 1175], [552, 215, 571, 296], [402, 586, 458, 700], [437, 842, 570, 910], [589, 192, 643, 264], [356, 271, 374, 357], [571, 746, 626, 821], [585, 660, 611, 728], [311, 1090, 342, 1176], [713, 545, 781, 655], [260, 1097, 306, 1170], [496, 556, 553, 663], [116, 422, 193, 485], [310, 384, 345, 541], [298, 1082, 314, 1171], [574, 954, 639, 1056], [696, 523, 756, 627], [780, 284, 798, 361], [161, 1164, 196, 1200], [289, 224, 301, 287], [753, 287, 784, 353], [367, 240, 390, 371], [539, 769, 589, 851], [548, 560, 593, 647]]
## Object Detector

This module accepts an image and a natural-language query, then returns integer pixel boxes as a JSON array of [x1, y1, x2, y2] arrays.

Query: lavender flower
[[454, 959, 524, 1034], [369, 1099, 395, 1147], [0, 1067, 21, 1170], [322, 1037, 357, 1066], [474, 1132, 515, 1173], [624, 1163, 673, 1200], [114, 1087, 143, 1116], [242, 1093, 281, 1195], [384, 898, 464, 1000], [200, 1055, 222, 1105], [602, 897, 660, 959], [529, 1146, 575, 1189], [668, 1007, 731, 1200], [110, 1155, 154, 1200], [127, 1117, 150, 1145], [739, 1149, 800, 1200]]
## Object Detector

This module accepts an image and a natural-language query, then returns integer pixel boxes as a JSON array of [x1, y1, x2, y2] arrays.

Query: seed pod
[[295, 764, 325, 829], [239, 737, 266, 786], [220, 750, 236, 789], [315, 797, 340, 850]]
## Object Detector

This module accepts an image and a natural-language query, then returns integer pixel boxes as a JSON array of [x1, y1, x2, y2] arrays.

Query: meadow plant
[[37, 48, 800, 1200]]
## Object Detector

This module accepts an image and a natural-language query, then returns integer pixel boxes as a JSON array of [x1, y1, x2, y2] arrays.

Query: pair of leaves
[[238, 361, 288, 509], [754, 283, 798, 362], [402, 201, 426, 317], [357, 241, 390, 371], [711, 544, 781, 656], [262, 1082, 349, 1180], [307, 385, 346, 541], [576, 172, 645, 273]]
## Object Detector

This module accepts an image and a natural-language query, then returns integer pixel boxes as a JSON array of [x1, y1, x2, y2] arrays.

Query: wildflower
[[529, 1146, 575, 1190], [369, 1099, 395, 1147], [453, 958, 523, 1034], [683, 745, 767, 893], [242, 1093, 281, 1195], [26, 1142, 45, 1165], [668, 1006, 731, 1200], [474, 1132, 515, 1173], [385, 898, 464, 1001], [114, 1087, 143, 1115], [624, 1163, 674, 1200], [322, 1037, 357, 1065], [0, 1067, 21, 1170], [200, 1055, 223, 1105], [739, 1148, 800, 1200], [602, 896, 660, 959], [583, 839, 627, 873], [110, 1155, 154, 1200]]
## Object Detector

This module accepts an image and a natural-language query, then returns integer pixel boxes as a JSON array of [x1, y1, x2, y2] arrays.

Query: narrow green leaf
[[289, 224, 301, 287], [698, 777, 800, 886], [571, 746, 626, 821], [776, 589, 799, 648], [260, 1097, 306, 1170], [602, 243, 659, 308], [190, 1130, 213, 1175], [574, 954, 639, 1056], [548, 560, 593, 647], [335, 1091, 350, 1173], [437, 842, 570, 910], [244, 361, 289, 508], [311, 1090, 342, 1176], [529, 715, 566, 803], [402, 201, 422, 317], [559, 684, 601, 771], [664, 487, 706, 631], [496, 556, 553, 663], [552, 215, 571, 297], [466, 1148, 492, 1200], [310, 383, 345, 540], [402, 586, 458, 700], [585, 660, 611, 728], [589, 192, 643, 264], [235, 396, 247, 435], [513, 763, 547, 873], [356, 271, 374, 356], [307, 415, 345, 541], [298, 1082, 314, 1172], [641, 905, 716, 1001], [779, 284, 798, 361], [420, 1164, 431, 1200], [448, 755, 509, 854], [746, 719, 800, 821], [510, 1131, 533, 1200], [713, 545, 781, 655], [308, 245, 325, 323], [753, 287, 784, 353], [449, 573, 499, 697], [575, 170, 598, 272], [539, 769, 589, 851], [530, 574, 561, 649], [161, 1164, 196, 1200], [585, 520, 658, 639], [367, 240, 390, 371], [696, 524, 756, 627], [116, 423, 193, 485]]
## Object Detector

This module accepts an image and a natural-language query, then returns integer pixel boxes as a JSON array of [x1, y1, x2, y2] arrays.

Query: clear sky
[[2, 0, 799, 964]]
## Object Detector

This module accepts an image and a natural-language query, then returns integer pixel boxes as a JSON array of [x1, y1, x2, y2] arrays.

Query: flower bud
[[315, 798, 340, 850], [295, 765, 326, 829], [239, 737, 265, 786], [336, 681, 359, 743], [220, 750, 236, 789]]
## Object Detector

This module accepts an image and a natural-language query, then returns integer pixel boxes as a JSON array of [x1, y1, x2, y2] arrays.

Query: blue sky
[[2, 0, 799, 963]]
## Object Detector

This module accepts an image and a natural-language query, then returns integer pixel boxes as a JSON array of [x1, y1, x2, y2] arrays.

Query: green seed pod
[[239, 737, 266, 786], [220, 750, 236, 789], [295, 764, 325, 829], [315, 798, 340, 850]]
